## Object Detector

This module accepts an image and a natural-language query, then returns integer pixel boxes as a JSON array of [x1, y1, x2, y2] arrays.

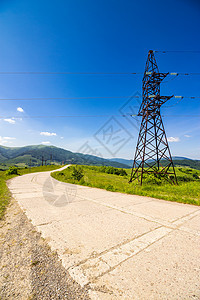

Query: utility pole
[[42, 156, 44, 166], [50, 154, 52, 165], [129, 50, 177, 185]]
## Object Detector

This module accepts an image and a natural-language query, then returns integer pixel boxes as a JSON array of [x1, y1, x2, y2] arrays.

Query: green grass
[[17, 165, 61, 175], [0, 171, 12, 220], [0, 165, 62, 219], [51, 165, 200, 206]]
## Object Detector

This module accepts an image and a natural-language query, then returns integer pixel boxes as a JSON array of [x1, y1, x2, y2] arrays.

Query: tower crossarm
[[143, 72, 169, 86], [138, 95, 173, 116]]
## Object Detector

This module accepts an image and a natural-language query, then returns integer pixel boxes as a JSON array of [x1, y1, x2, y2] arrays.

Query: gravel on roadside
[[0, 198, 90, 300]]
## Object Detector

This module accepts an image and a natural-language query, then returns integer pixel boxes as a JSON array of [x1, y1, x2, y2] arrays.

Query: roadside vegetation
[[0, 165, 61, 219], [52, 165, 200, 206]]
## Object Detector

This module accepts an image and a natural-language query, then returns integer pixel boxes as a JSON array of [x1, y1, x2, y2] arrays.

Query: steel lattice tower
[[129, 50, 177, 185]]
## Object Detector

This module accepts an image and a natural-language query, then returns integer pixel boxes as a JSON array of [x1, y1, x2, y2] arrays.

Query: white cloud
[[4, 118, 16, 124], [40, 132, 57, 136], [17, 107, 24, 113], [41, 141, 50, 145], [0, 137, 7, 144], [167, 137, 180, 143], [0, 136, 16, 145], [184, 134, 191, 138], [4, 137, 16, 140]]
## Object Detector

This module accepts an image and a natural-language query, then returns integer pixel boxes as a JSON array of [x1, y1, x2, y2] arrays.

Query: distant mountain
[[172, 156, 192, 161], [169, 159, 200, 170], [0, 145, 199, 170], [109, 157, 200, 170], [0, 145, 129, 169], [109, 158, 133, 167]]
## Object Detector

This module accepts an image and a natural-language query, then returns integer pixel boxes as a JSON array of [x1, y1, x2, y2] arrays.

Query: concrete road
[[8, 166, 200, 299]]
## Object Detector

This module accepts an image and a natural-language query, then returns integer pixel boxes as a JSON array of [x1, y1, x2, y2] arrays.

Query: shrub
[[119, 169, 127, 176], [99, 166, 106, 173], [176, 175, 194, 182], [71, 166, 84, 181], [98, 166, 127, 176], [6, 166, 19, 175], [193, 173, 199, 180], [185, 169, 193, 173], [144, 174, 162, 185], [79, 178, 85, 185], [106, 184, 115, 191], [113, 169, 120, 175], [106, 167, 115, 174]]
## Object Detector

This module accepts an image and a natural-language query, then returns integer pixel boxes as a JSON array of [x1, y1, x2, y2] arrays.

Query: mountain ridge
[[109, 156, 195, 167], [109, 157, 200, 170], [0, 145, 129, 169], [0, 145, 199, 170]]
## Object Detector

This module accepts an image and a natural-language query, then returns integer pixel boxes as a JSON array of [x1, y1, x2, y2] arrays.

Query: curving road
[[8, 166, 200, 299]]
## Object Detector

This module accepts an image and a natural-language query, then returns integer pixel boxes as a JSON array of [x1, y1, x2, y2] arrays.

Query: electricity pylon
[[129, 50, 177, 185]]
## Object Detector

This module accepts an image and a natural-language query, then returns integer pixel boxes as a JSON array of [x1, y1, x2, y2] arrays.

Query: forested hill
[[0, 145, 199, 170], [0, 145, 129, 169]]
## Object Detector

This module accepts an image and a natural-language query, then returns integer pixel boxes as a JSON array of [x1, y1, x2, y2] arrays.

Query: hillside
[[166, 159, 200, 170], [0, 145, 129, 169], [0, 145, 199, 171], [109, 157, 200, 170]]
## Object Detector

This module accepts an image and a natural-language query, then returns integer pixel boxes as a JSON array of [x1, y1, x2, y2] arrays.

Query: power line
[[173, 96, 200, 100], [1, 114, 200, 119], [154, 50, 200, 53], [0, 95, 141, 101], [0, 71, 200, 76], [0, 71, 141, 75], [0, 95, 199, 101], [164, 95, 200, 108], [146, 72, 200, 76], [2, 115, 125, 118], [171, 72, 200, 76], [162, 115, 200, 117]]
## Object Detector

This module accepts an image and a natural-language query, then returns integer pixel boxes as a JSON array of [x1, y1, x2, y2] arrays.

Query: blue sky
[[0, 0, 199, 159]]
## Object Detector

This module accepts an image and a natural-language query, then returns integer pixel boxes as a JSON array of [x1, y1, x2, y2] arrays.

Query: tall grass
[[52, 165, 200, 206]]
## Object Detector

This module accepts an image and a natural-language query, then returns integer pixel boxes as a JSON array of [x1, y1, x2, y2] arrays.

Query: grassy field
[[52, 165, 200, 206], [0, 165, 61, 219]]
